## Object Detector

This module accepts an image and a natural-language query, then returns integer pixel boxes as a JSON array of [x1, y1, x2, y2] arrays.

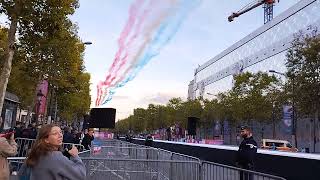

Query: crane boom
[[228, 0, 277, 24]]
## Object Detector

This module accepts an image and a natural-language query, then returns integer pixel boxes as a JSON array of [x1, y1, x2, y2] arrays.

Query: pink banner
[[36, 80, 48, 114]]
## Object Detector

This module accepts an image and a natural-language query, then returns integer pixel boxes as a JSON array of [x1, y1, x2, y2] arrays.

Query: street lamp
[[36, 90, 44, 126], [272, 101, 276, 139], [269, 69, 297, 147], [269, 70, 285, 76], [83, 41, 93, 45]]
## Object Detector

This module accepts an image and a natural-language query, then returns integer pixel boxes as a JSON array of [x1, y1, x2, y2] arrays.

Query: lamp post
[[272, 101, 276, 139], [36, 90, 44, 126], [83, 41, 93, 45], [269, 70, 297, 148]]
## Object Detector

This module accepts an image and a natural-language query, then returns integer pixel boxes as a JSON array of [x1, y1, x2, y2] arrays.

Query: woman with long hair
[[19, 124, 86, 180]]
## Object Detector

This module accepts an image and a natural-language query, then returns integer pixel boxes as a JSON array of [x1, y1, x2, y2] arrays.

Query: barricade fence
[[9, 139, 287, 180], [201, 161, 287, 180], [8, 157, 286, 180], [81, 158, 200, 180]]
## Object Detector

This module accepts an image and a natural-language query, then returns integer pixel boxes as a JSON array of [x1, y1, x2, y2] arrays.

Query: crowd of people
[[0, 117, 95, 180], [1, 116, 259, 180], [12, 121, 94, 150]]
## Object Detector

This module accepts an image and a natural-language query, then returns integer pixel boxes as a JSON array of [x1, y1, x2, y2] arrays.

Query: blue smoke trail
[[102, 0, 201, 104]]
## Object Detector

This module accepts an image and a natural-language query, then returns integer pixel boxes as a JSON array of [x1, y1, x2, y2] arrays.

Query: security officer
[[145, 134, 153, 146], [236, 126, 257, 180]]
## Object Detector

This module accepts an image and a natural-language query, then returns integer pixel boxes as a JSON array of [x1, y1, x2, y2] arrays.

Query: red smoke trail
[[104, 0, 144, 83], [103, 1, 151, 86], [97, 0, 154, 105], [96, 0, 145, 105]]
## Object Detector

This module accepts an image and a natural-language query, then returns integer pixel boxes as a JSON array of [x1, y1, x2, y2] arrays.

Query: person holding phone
[[19, 124, 86, 180], [0, 117, 18, 180]]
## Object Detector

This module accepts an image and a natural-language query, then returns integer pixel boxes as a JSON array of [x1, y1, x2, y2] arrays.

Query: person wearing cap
[[236, 126, 257, 180]]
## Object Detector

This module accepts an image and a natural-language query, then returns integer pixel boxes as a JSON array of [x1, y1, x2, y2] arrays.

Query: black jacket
[[14, 127, 23, 138], [81, 134, 94, 150], [63, 132, 74, 143], [236, 136, 257, 168]]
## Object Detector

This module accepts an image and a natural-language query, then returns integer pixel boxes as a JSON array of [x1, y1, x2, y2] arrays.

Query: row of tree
[[115, 71, 282, 135], [115, 28, 320, 142], [0, 0, 91, 122]]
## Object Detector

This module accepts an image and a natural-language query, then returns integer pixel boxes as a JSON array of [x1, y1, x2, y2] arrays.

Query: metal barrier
[[98, 146, 156, 160], [7, 139, 287, 180], [96, 138, 146, 148], [81, 158, 201, 180], [15, 138, 85, 157], [201, 161, 287, 180]]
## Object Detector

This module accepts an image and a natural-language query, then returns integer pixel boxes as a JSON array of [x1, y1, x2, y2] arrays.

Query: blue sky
[[71, 0, 300, 120], [1, 0, 300, 120]]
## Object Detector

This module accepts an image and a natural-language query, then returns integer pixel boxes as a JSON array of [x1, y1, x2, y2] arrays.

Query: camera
[[62, 146, 72, 159], [0, 128, 15, 139]]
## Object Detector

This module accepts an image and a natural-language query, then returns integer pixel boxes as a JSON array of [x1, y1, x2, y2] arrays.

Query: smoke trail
[[96, 0, 146, 105], [97, 0, 173, 105], [96, 3, 152, 105], [98, 1, 176, 104], [100, 0, 201, 104]]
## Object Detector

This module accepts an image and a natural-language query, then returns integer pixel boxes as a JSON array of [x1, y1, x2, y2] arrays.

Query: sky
[[70, 0, 300, 121], [1, 0, 300, 121]]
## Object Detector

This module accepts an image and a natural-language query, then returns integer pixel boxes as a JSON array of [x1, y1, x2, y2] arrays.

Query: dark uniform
[[81, 133, 94, 150], [236, 136, 257, 180], [144, 135, 153, 146]]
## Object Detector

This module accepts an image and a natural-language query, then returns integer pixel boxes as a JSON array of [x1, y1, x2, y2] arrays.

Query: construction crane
[[228, 0, 279, 24]]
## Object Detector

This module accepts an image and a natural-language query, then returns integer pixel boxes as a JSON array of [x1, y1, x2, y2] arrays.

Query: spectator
[[166, 127, 171, 141], [18, 124, 86, 180], [0, 117, 18, 180], [145, 134, 153, 146], [21, 124, 32, 138], [236, 126, 257, 180], [63, 127, 74, 143], [81, 129, 94, 150], [72, 130, 81, 144], [14, 122, 23, 138], [29, 122, 38, 139]]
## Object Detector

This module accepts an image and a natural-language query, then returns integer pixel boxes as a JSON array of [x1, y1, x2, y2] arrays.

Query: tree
[[0, 0, 80, 117], [182, 98, 202, 128], [285, 27, 320, 151], [57, 72, 91, 122], [228, 72, 280, 124], [166, 97, 184, 126], [286, 28, 320, 117]]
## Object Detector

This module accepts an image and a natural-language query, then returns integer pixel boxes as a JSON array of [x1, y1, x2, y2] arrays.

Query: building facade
[[189, 0, 320, 100], [188, 0, 320, 152], [1, 91, 19, 129]]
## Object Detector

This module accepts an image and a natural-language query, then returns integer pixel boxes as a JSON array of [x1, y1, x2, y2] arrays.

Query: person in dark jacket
[[29, 122, 38, 139], [14, 122, 23, 138], [81, 129, 94, 150], [72, 130, 81, 144], [63, 127, 74, 143], [145, 134, 153, 146], [236, 126, 257, 180]]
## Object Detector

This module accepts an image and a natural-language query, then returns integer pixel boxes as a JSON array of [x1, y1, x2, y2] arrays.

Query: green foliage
[[286, 28, 320, 117], [0, 0, 90, 122], [115, 72, 281, 134], [227, 72, 280, 124]]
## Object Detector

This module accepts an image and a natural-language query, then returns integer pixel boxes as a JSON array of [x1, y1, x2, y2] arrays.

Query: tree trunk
[[0, 17, 18, 114]]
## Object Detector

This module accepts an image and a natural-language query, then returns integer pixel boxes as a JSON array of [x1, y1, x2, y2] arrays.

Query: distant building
[[1, 91, 19, 129], [188, 0, 320, 152], [189, 0, 320, 100]]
